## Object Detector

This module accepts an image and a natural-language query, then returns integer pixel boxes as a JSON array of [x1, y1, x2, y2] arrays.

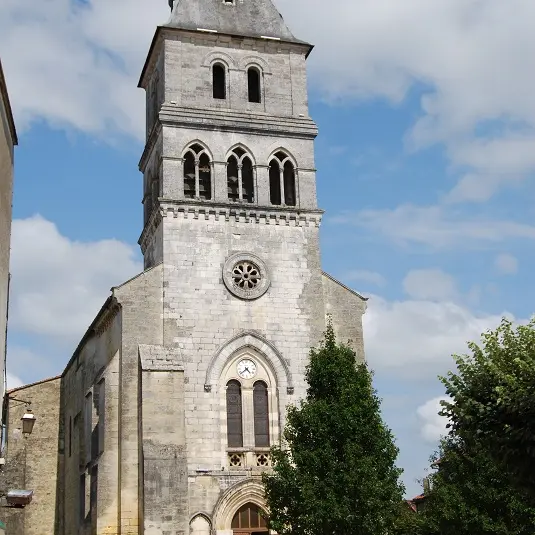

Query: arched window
[[253, 381, 269, 447], [269, 151, 296, 206], [183, 144, 212, 200], [226, 380, 243, 447], [248, 67, 261, 103], [231, 503, 268, 534], [190, 515, 211, 535], [227, 147, 255, 203], [269, 160, 281, 205], [213, 63, 226, 100]]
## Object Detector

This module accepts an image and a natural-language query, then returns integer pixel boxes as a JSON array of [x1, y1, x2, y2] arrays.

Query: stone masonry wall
[[1, 378, 61, 535], [161, 32, 310, 118], [322, 273, 367, 362], [160, 212, 326, 520], [61, 304, 122, 535], [114, 264, 164, 535]]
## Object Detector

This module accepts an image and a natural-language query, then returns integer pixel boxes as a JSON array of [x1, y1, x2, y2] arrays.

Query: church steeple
[[166, 0, 306, 43]]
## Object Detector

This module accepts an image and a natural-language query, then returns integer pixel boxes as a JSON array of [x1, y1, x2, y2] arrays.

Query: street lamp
[[21, 409, 36, 437]]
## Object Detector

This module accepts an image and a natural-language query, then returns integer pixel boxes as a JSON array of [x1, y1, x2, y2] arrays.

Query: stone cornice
[[159, 104, 318, 139], [138, 199, 323, 253]]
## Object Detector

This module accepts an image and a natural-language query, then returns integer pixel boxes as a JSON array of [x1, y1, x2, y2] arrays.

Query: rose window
[[223, 253, 270, 300], [232, 261, 260, 290]]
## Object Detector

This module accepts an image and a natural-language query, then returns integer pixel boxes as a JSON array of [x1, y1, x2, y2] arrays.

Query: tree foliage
[[418, 438, 535, 535], [262, 323, 404, 535], [440, 317, 535, 499]]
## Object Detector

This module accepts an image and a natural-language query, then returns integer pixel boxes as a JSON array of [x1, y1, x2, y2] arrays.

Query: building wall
[[152, 31, 310, 121], [1, 378, 61, 535], [0, 64, 16, 406], [322, 273, 367, 361], [61, 302, 122, 535]]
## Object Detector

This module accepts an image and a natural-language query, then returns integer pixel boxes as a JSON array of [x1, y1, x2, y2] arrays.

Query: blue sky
[[3, 0, 535, 498]]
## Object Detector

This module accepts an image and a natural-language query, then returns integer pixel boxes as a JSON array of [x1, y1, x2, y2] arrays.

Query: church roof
[[165, 0, 308, 45]]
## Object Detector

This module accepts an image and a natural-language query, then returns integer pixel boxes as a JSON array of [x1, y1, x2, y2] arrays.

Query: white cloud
[[9, 215, 143, 345], [276, 0, 535, 201], [494, 253, 518, 275], [6, 372, 23, 390], [363, 293, 515, 378], [344, 270, 386, 287], [3, 0, 535, 200], [403, 269, 457, 301], [417, 396, 451, 443], [0, 0, 168, 139], [332, 204, 535, 249]]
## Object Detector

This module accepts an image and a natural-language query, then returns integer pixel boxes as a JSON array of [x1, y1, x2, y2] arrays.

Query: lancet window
[[223, 352, 278, 469], [227, 147, 255, 203], [183, 144, 212, 200], [269, 151, 296, 206]]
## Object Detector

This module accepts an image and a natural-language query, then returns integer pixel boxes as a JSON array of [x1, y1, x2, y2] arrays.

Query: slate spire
[[166, 0, 305, 43]]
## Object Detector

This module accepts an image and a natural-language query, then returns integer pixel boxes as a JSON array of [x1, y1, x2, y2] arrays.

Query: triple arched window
[[183, 144, 212, 200], [211, 63, 262, 103], [269, 151, 296, 206], [181, 144, 297, 207], [227, 147, 255, 203], [226, 380, 270, 448]]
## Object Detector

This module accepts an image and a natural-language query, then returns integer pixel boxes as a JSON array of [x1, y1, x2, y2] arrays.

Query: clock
[[237, 358, 257, 379]]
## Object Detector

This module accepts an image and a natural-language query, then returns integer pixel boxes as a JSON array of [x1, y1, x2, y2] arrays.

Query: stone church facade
[[2, 1, 366, 534]]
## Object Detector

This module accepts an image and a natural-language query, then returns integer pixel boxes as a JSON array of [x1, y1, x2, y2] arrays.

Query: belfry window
[[253, 381, 269, 447], [213, 63, 226, 100], [248, 67, 261, 103], [183, 144, 212, 200], [226, 380, 243, 447], [227, 147, 255, 203], [269, 151, 296, 206]]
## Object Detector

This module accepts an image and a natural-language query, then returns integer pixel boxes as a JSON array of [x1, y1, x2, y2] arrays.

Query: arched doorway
[[231, 503, 268, 535]]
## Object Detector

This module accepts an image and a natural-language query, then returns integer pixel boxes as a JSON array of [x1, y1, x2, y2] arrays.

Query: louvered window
[[226, 380, 243, 447], [253, 381, 269, 447]]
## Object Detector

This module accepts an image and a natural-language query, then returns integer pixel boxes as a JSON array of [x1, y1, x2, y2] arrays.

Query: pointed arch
[[190, 513, 211, 535], [181, 140, 214, 161], [204, 331, 293, 394], [267, 147, 298, 168], [212, 479, 267, 531], [226, 145, 256, 204], [182, 142, 213, 200], [269, 149, 297, 207], [225, 143, 256, 166]]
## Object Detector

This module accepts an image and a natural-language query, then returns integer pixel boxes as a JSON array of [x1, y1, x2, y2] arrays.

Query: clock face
[[237, 358, 257, 379]]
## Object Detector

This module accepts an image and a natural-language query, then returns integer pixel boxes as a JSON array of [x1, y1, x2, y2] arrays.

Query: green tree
[[262, 323, 404, 535], [418, 438, 535, 535], [440, 318, 535, 499]]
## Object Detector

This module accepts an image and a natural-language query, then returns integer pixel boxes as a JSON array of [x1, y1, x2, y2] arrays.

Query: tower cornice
[[138, 200, 324, 253]]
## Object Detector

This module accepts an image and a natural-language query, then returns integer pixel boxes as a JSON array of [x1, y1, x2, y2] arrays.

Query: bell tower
[[135, 1, 366, 534]]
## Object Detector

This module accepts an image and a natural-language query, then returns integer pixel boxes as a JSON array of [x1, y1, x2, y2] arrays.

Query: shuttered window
[[253, 381, 269, 447], [226, 380, 243, 447]]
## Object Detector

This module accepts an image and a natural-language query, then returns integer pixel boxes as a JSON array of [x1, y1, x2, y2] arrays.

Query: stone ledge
[[139, 344, 184, 371], [139, 201, 323, 253]]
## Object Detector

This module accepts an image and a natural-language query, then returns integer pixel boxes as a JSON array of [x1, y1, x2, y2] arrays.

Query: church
[[2, 0, 366, 533]]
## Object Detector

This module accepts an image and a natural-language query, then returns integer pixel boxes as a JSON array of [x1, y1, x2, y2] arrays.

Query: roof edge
[[0, 59, 18, 146], [322, 271, 369, 302], [61, 295, 118, 377], [7, 375, 61, 395]]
